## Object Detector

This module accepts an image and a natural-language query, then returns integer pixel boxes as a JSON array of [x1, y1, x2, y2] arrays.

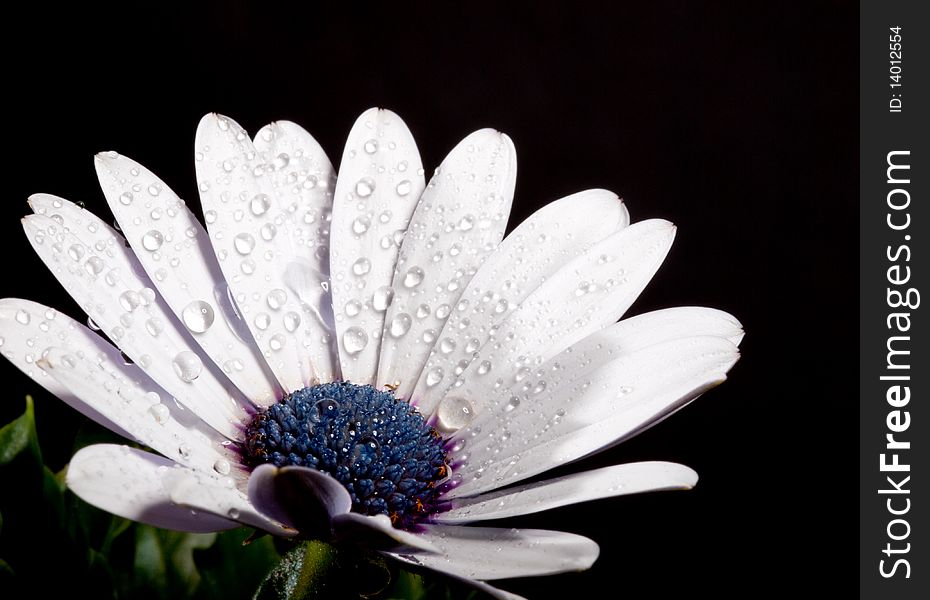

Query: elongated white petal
[[23, 207, 248, 439], [67, 444, 239, 533], [378, 129, 516, 397], [446, 336, 739, 498], [417, 219, 675, 429], [395, 189, 626, 408], [330, 108, 425, 385], [165, 463, 293, 536], [332, 513, 438, 553], [0, 298, 128, 437], [460, 306, 744, 446], [247, 464, 351, 535], [93, 153, 282, 406], [39, 346, 230, 472], [435, 462, 696, 523], [388, 525, 598, 580], [196, 114, 325, 392], [251, 120, 340, 382]]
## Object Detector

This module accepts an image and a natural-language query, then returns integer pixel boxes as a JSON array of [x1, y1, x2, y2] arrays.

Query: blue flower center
[[243, 382, 449, 529]]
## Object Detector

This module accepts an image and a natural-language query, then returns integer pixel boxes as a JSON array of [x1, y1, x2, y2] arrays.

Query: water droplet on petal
[[234, 233, 256, 255], [344, 300, 362, 317], [149, 403, 170, 424], [269, 334, 286, 351], [437, 396, 475, 430], [172, 351, 203, 382], [363, 139, 378, 154], [425, 367, 444, 387], [372, 287, 394, 311], [389, 313, 412, 338], [67, 244, 84, 261], [266, 288, 287, 310], [260, 223, 277, 241], [355, 177, 375, 198], [343, 327, 368, 355], [505, 396, 520, 412], [283, 311, 301, 332], [352, 258, 371, 276], [254, 313, 271, 330], [182, 300, 215, 333], [213, 459, 231, 475], [119, 290, 142, 312], [142, 230, 164, 251], [119, 191, 134, 205], [352, 216, 371, 234], [403, 266, 424, 288], [84, 256, 105, 276], [251, 193, 272, 216]]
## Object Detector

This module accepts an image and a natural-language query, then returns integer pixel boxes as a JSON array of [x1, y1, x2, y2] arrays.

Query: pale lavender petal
[[330, 108, 425, 385], [387, 525, 598, 580], [397, 189, 628, 413], [0, 298, 129, 438], [446, 336, 739, 498], [418, 219, 676, 432], [247, 464, 351, 536], [22, 203, 249, 438], [38, 346, 231, 473], [435, 462, 697, 523], [252, 120, 340, 383], [93, 153, 282, 406], [331, 513, 437, 552], [377, 129, 516, 398], [67, 444, 239, 533], [196, 114, 322, 392]]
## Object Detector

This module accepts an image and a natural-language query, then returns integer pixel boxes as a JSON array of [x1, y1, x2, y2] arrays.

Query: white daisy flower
[[0, 108, 742, 599]]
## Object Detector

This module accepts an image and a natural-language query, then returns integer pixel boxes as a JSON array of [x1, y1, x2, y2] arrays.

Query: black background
[[0, 2, 856, 597]]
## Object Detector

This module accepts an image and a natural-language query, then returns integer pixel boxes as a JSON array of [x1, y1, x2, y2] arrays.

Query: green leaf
[[0, 396, 40, 466]]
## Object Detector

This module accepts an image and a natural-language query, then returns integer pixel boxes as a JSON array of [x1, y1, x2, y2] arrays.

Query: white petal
[[397, 189, 626, 411], [165, 462, 294, 536], [94, 153, 282, 406], [0, 298, 129, 437], [446, 336, 739, 498], [387, 525, 598, 580], [377, 129, 516, 397], [195, 114, 327, 392], [251, 120, 340, 382], [67, 444, 239, 533], [330, 108, 425, 385], [331, 513, 438, 553], [435, 462, 697, 523], [37, 345, 231, 472], [418, 219, 675, 430], [459, 306, 744, 446], [23, 206, 248, 439], [246, 464, 351, 535]]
